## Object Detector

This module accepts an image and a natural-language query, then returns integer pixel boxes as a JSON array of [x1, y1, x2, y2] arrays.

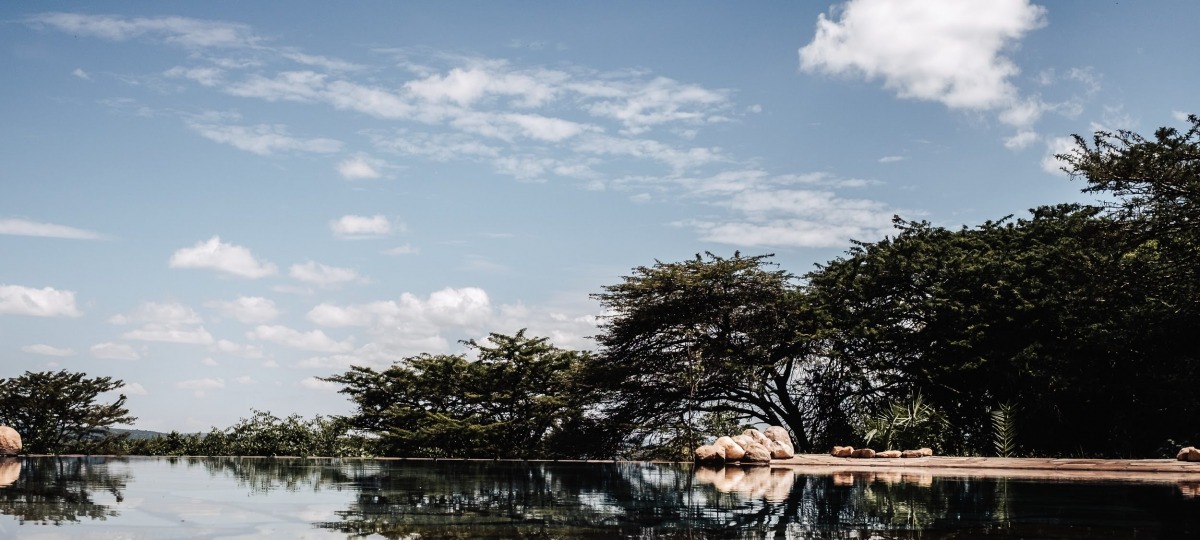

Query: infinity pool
[[0, 456, 1197, 538]]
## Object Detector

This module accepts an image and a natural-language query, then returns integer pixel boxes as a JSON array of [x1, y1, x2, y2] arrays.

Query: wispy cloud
[[28, 12, 262, 49], [22, 344, 76, 357], [91, 342, 143, 361], [206, 296, 280, 323], [185, 114, 341, 156], [0, 218, 104, 240], [289, 261, 366, 287]]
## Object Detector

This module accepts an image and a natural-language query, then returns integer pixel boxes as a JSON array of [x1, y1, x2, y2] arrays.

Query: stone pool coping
[[765, 454, 1200, 483]]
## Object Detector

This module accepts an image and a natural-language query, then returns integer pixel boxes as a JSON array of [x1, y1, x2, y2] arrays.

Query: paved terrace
[[768, 454, 1200, 483]]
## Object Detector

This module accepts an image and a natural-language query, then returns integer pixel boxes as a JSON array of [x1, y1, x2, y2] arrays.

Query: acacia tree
[[0, 370, 135, 454], [588, 253, 841, 456], [323, 330, 603, 458]]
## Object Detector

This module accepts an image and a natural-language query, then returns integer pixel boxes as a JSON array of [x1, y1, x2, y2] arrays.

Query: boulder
[[1189, 448, 1200, 463], [1178, 447, 1198, 461], [850, 448, 876, 459], [768, 440, 795, 459], [694, 445, 725, 465], [876, 450, 902, 458], [743, 428, 772, 447], [764, 426, 794, 459], [831, 445, 854, 457], [0, 427, 20, 456], [901, 450, 924, 458], [740, 442, 772, 463], [714, 436, 746, 461], [731, 434, 757, 451]]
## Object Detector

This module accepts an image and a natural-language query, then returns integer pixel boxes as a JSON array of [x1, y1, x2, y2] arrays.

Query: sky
[[2, 1, 1196, 433]]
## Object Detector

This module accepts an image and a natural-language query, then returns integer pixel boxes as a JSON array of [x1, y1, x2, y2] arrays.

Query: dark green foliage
[[858, 393, 949, 453], [0, 370, 135, 454], [323, 330, 600, 458], [991, 402, 1018, 458], [121, 411, 366, 457], [587, 253, 831, 457]]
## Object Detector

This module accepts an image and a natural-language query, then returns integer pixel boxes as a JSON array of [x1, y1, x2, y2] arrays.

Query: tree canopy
[[322, 330, 603, 458], [0, 370, 135, 454]]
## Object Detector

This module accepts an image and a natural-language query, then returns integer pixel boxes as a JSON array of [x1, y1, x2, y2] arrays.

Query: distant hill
[[109, 428, 169, 440]]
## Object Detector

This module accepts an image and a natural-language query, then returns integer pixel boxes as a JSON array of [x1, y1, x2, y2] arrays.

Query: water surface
[[0, 456, 1197, 538]]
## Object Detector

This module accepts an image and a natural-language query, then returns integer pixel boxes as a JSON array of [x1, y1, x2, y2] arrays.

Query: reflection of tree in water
[[0, 456, 130, 525], [698, 469, 1200, 539], [169, 456, 356, 495], [313, 460, 753, 538], [307, 461, 1200, 539]]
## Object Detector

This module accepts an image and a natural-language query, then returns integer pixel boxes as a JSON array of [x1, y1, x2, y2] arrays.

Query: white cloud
[[382, 244, 419, 256], [123, 325, 215, 345], [404, 63, 562, 108], [176, 377, 225, 398], [110, 301, 203, 326], [227, 71, 416, 120], [1041, 136, 1078, 176], [234, 375, 257, 385], [186, 118, 342, 156], [689, 186, 901, 248], [213, 339, 265, 359], [878, 155, 906, 163], [800, 0, 1046, 111], [110, 301, 215, 345], [22, 344, 76, 357], [248, 324, 354, 353], [1005, 130, 1040, 150], [1174, 110, 1193, 122], [169, 236, 278, 278], [164, 65, 223, 86], [0, 284, 83, 317], [0, 218, 104, 239], [336, 155, 384, 180], [72, 68, 90, 80], [305, 287, 493, 357], [280, 50, 362, 72], [202, 357, 220, 366], [29, 12, 261, 49], [91, 342, 142, 361], [573, 134, 725, 172], [123, 382, 148, 395], [206, 296, 280, 323], [330, 214, 394, 237], [289, 261, 365, 287], [581, 76, 731, 134]]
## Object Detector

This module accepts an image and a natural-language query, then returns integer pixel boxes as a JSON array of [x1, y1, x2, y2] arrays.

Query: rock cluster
[[0, 427, 20, 456], [694, 427, 794, 465], [1178, 446, 1200, 462], [694, 464, 795, 501], [832, 445, 933, 459]]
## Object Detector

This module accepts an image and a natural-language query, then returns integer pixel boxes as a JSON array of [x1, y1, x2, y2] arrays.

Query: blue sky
[[2, 1, 1195, 433]]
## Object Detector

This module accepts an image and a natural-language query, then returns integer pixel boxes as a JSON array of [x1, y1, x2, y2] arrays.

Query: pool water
[[0, 456, 1197, 538]]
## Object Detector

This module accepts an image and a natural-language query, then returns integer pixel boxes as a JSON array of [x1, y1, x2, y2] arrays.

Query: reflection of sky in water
[[0, 457, 1197, 538]]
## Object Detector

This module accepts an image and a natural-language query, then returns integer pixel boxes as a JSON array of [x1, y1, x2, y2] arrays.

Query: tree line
[[4, 118, 1198, 459]]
